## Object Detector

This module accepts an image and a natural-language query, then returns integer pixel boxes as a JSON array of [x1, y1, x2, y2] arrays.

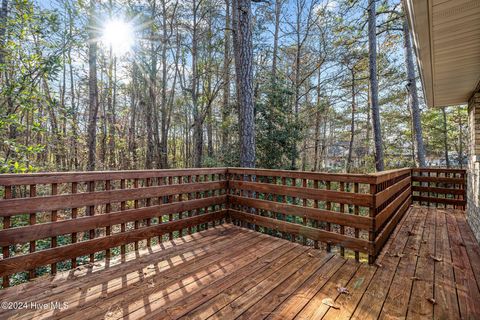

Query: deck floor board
[[1, 206, 479, 320]]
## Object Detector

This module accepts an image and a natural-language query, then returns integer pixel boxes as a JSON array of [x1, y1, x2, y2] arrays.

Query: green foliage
[[256, 80, 300, 169]]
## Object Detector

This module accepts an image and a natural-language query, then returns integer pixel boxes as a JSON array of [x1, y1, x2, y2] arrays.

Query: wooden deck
[[0, 206, 479, 320]]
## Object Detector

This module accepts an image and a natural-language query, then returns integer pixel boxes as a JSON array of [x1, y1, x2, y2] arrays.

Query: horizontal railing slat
[[375, 175, 411, 207], [412, 196, 466, 206], [411, 176, 465, 184], [0, 196, 226, 246], [371, 168, 412, 184], [228, 195, 373, 230], [229, 180, 373, 207], [412, 185, 465, 195], [0, 181, 227, 216], [227, 167, 377, 184], [228, 209, 373, 253], [0, 210, 227, 277], [374, 196, 411, 255], [0, 168, 227, 186], [375, 186, 412, 231], [412, 168, 466, 173]]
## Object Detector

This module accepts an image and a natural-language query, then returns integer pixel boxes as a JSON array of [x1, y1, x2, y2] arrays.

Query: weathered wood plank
[[374, 196, 412, 255], [71, 233, 274, 320], [322, 263, 376, 320], [0, 181, 227, 216], [0, 231, 248, 320], [0, 168, 228, 186], [293, 259, 359, 319], [412, 175, 465, 184], [445, 210, 480, 319], [229, 209, 372, 253], [375, 187, 411, 230], [180, 246, 310, 320], [229, 195, 373, 230], [236, 252, 333, 319], [434, 209, 461, 320], [265, 256, 345, 320], [412, 185, 465, 195], [0, 196, 226, 246], [0, 210, 227, 277], [375, 175, 411, 207], [229, 180, 373, 207], [352, 206, 426, 320], [227, 168, 377, 184], [412, 195, 466, 206], [150, 242, 298, 319], [209, 249, 318, 319]]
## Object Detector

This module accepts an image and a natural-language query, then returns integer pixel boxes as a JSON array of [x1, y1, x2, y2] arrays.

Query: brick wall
[[467, 92, 480, 244]]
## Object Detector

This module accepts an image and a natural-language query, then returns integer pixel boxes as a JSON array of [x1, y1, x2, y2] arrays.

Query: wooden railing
[[0, 168, 229, 288], [411, 168, 466, 209], [0, 167, 467, 287], [227, 168, 413, 263]]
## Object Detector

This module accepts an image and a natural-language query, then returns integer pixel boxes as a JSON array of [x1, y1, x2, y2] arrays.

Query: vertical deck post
[[369, 182, 377, 264]]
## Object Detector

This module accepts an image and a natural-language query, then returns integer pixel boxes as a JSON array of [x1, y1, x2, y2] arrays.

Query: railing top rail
[[0, 166, 467, 187], [0, 168, 228, 186], [370, 168, 412, 184], [227, 167, 379, 184], [412, 167, 466, 173]]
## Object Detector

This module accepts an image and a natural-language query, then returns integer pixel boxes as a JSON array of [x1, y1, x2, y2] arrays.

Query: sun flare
[[101, 19, 134, 55]]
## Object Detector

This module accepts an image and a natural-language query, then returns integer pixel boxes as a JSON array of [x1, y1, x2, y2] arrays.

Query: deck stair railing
[[0, 167, 466, 288]]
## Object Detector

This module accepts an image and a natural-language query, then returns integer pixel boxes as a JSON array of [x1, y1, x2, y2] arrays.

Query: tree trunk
[[129, 64, 138, 168], [403, 17, 426, 167], [107, 50, 116, 169], [442, 107, 450, 168], [0, 0, 7, 68], [86, 0, 99, 171], [271, 0, 281, 80], [221, 0, 231, 161], [346, 68, 356, 173], [145, 1, 157, 169], [68, 7, 79, 170], [313, 108, 320, 171], [192, 0, 203, 167], [234, 0, 255, 167], [368, 0, 384, 171], [159, 0, 169, 169]]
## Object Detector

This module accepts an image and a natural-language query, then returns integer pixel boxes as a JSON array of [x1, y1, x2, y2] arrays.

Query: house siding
[[468, 92, 480, 244]]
